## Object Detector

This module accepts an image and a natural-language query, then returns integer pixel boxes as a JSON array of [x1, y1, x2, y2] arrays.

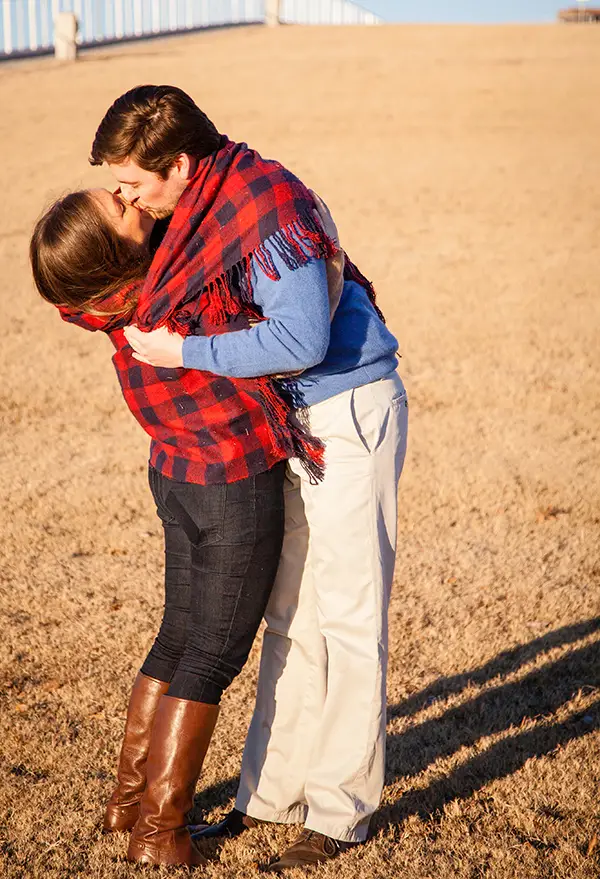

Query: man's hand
[[124, 324, 185, 368]]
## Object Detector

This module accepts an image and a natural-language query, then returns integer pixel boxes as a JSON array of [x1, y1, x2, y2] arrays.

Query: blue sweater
[[182, 249, 400, 407]]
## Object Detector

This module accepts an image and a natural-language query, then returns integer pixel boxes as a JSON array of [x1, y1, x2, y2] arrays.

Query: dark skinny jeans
[[141, 462, 286, 704]]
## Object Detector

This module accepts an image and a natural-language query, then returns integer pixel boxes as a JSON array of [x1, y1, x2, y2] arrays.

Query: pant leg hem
[[140, 659, 173, 684], [303, 818, 370, 843], [239, 801, 308, 825]]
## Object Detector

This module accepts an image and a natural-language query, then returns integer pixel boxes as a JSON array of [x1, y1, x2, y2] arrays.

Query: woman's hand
[[124, 324, 185, 368], [309, 189, 345, 319]]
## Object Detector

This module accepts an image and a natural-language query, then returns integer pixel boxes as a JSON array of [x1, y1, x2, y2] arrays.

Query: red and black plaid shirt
[[60, 138, 348, 484]]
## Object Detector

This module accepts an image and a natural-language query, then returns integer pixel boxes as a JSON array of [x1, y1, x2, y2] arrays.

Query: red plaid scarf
[[61, 138, 382, 485]]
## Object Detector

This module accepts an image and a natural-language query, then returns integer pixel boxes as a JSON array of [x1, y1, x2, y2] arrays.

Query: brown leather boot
[[127, 695, 219, 867], [103, 672, 170, 833]]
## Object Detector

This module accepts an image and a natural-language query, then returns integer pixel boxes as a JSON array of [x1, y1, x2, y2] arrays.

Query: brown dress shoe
[[127, 695, 219, 867], [189, 807, 263, 840], [266, 829, 352, 872], [102, 672, 170, 833]]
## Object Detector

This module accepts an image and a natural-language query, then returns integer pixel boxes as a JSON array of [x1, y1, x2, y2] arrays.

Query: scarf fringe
[[171, 216, 330, 482], [167, 213, 385, 336], [255, 377, 325, 484], [158, 212, 385, 485], [172, 212, 341, 335], [253, 214, 338, 284]]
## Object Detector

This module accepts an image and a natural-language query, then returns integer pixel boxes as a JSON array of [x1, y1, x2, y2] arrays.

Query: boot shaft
[[117, 672, 171, 790], [103, 672, 170, 833], [131, 695, 219, 858]]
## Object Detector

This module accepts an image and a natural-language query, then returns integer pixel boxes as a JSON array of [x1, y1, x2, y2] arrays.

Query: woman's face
[[90, 188, 155, 249]]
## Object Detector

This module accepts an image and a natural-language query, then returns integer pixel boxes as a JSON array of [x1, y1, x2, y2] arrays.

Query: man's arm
[[125, 251, 331, 376]]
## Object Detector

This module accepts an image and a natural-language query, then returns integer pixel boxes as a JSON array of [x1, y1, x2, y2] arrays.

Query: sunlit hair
[[30, 191, 151, 317], [89, 84, 222, 179]]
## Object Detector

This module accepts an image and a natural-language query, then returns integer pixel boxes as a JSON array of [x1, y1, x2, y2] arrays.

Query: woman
[[30, 172, 343, 867]]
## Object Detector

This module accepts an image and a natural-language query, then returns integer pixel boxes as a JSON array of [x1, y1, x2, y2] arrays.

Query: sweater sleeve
[[181, 248, 331, 378]]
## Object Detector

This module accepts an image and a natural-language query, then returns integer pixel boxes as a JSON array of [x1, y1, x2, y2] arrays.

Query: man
[[95, 84, 408, 871]]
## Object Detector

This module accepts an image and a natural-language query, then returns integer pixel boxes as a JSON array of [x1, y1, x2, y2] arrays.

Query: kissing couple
[[30, 85, 408, 871]]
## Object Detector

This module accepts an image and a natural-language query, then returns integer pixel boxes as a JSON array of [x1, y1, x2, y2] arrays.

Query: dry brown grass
[[1, 22, 599, 879]]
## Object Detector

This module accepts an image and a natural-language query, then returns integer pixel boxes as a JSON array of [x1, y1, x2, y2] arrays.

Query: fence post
[[265, 0, 281, 27], [54, 12, 78, 60]]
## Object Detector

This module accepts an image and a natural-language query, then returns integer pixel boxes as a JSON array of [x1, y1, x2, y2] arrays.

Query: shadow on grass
[[377, 618, 600, 827], [389, 616, 600, 721], [377, 697, 599, 829], [385, 639, 600, 781], [191, 618, 600, 825], [191, 775, 240, 819]]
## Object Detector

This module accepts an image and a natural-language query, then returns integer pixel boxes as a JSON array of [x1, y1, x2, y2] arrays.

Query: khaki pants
[[235, 372, 408, 842]]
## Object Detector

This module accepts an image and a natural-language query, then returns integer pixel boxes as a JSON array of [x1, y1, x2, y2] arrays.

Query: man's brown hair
[[89, 85, 222, 179]]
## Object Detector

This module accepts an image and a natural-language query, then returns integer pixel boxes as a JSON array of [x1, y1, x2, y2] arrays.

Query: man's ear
[[173, 153, 197, 181]]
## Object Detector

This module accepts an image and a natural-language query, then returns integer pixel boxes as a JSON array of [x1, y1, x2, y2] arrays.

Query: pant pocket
[[165, 482, 226, 548], [391, 391, 408, 410], [349, 387, 388, 456], [148, 465, 177, 526]]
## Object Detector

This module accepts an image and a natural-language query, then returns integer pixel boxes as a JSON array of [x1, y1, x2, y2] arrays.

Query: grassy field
[[1, 21, 599, 879]]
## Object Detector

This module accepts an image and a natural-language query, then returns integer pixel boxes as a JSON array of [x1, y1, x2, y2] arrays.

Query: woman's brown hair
[[30, 191, 151, 317]]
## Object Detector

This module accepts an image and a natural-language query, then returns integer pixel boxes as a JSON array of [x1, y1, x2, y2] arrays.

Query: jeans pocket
[[165, 483, 226, 548], [148, 465, 177, 526]]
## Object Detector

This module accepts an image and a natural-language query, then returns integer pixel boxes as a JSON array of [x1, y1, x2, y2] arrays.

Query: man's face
[[108, 156, 190, 219]]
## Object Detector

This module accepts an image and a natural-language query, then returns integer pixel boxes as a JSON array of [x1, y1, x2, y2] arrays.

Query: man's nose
[[119, 185, 137, 204]]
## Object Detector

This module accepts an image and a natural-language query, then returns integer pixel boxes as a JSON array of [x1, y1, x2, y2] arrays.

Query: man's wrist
[[181, 334, 193, 369]]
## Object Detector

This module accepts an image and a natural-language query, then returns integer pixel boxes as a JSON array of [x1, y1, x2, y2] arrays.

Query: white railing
[[0, 0, 264, 56], [280, 0, 380, 25], [0, 0, 382, 58]]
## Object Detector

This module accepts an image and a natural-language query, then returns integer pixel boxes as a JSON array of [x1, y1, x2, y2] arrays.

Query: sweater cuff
[[182, 335, 208, 371]]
